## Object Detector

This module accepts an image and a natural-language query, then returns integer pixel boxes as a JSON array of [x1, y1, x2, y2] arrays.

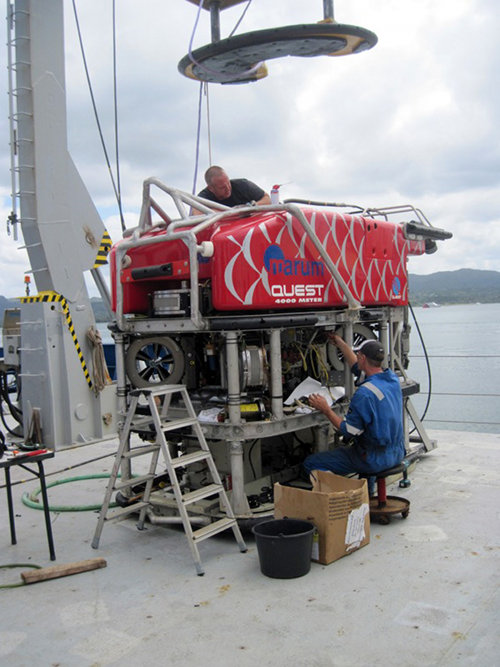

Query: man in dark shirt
[[195, 166, 270, 211]]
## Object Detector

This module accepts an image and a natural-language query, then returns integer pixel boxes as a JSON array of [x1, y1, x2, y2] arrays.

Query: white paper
[[311, 528, 320, 561], [345, 503, 369, 551], [284, 376, 345, 406], [198, 407, 224, 423]]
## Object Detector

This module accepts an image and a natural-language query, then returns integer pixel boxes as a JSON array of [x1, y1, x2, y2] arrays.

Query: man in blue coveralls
[[303, 333, 405, 494]]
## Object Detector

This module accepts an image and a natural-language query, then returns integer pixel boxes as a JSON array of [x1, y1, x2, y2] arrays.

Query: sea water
[[408, 302, 500, 434]]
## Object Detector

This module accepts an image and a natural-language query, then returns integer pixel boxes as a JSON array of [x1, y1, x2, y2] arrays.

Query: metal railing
[[410, 353, 500, 430], [113, 180, 363, 331]]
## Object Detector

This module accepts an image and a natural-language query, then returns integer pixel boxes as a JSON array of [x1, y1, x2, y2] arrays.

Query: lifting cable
[[111, 0, 124, 230], [71, 0, 125, 232], [228, 0, 253, 37], [190, 0, 253, 192], [192, 82, 205, 195], [205, 83, 213, 167], [192, 82, 213, 195], [188, 0, 260, 82]]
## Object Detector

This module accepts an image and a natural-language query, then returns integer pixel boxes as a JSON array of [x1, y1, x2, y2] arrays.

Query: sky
[[0, 0, 499, 298]]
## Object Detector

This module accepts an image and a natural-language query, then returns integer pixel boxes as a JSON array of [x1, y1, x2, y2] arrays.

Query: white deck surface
[[1, 429, 499, 666]]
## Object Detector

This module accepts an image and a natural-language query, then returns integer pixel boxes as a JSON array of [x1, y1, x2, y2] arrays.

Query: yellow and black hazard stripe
[[93, 230, 112, 267], [20, 291, 93, 389]]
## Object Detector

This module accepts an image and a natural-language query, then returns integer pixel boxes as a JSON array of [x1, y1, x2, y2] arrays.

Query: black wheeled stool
[[360, 460, 411, 525]]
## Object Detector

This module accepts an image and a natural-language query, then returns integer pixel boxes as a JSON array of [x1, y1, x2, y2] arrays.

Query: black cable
[[292, 430, 310, 447], [247, 438, 257, 480], [112, 0, 125, 231], [0, 373, 23, 438], [0, 401, 21, 437], [0, 372, 22, 422], [409, 301, 432, 426], [0, 450, 117, 490], [71, 0, 125, 231]]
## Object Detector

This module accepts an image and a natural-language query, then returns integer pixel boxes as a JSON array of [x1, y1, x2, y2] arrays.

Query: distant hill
[[89, 298, 111, 322], [0, 269, 498, 324], [408, 269, 500, 305], [0, 295, 19, 318]]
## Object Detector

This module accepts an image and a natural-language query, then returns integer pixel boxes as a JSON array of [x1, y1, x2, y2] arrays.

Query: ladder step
[[131, 385, 186, 398], [181, 483, 223, 505], [171, 450, 210, 468], [122, 444, 160, 459], [129, 416, 156, 430], [192, 517, 237, 543], [160, 417, 198, 432], [114, 474, 154, 491], [130, 416, 198, 433], [104, 501, 149, 522]]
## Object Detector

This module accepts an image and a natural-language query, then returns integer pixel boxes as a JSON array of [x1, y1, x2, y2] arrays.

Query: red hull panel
[[111, 208, 424, 314]]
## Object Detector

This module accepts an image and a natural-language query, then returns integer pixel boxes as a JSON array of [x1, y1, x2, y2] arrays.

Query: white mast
[[8, 0, 116, 447]]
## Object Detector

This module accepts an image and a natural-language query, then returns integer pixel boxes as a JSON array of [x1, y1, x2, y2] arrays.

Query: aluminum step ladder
[[92, 385, 247, 575]]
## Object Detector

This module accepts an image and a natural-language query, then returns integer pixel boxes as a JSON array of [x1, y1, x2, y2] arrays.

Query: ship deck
[[1, 428, 498, 666]]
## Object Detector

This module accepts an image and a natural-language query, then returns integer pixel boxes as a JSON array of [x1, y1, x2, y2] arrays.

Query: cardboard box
[[273, 471, 370, 565]]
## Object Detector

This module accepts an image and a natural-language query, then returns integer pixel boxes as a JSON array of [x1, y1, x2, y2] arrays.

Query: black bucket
[[252, 518, 315, 579]]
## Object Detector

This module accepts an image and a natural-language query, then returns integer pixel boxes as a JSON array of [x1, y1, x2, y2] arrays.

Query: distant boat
[[422, 302, 440, 308]]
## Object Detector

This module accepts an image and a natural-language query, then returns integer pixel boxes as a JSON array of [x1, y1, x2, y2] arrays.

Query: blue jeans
[[303, 446, 379, 495]]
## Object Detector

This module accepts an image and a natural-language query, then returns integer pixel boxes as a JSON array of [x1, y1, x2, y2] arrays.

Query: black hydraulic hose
[[0, 372, 23, 437], [0, 401, 21, 437], [1, 372, 21, 420], [247, 439, 258, 480], [0, 371, 23, 424], [408, 301, 432, 427]]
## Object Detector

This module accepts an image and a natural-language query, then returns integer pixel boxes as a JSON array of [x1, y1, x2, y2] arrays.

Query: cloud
[[0, 193, 30, 297]]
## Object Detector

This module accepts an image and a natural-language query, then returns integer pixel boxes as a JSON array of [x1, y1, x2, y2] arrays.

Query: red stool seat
[[359, 460, 410, 524]]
